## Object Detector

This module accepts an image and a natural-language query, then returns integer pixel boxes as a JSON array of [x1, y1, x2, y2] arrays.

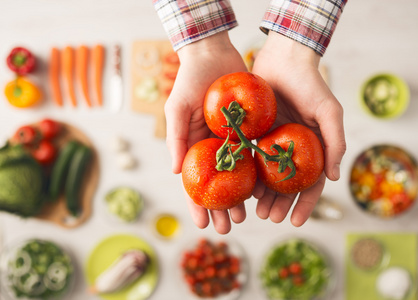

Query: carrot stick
[[76, 45, 92, 107], [49, 48, 63, 106], [93, 44, 105, 106], [62, 46, 77, 107]]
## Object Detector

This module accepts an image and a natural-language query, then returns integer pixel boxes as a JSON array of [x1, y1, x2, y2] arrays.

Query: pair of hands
[[164, 31, 346, 234]]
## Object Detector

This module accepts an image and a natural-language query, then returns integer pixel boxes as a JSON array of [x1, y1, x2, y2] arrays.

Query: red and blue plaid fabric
[[153, 0, 347, 55], [261, 0, 348, 55], [153, 0, 238, 51]]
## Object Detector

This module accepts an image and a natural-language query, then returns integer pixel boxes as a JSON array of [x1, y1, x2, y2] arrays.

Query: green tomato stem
[[217, 103, 296, 182]]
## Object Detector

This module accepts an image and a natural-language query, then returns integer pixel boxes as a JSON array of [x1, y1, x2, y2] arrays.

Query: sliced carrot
[[49, 48, 63, 106], [93, 44, 105, 106], [76, 45, 92, 107], [62, 46, 77, 107]]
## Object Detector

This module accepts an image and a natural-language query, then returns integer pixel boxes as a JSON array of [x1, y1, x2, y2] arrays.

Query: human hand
[[251, 31, 346, 226], [165, 31, 248, 234]]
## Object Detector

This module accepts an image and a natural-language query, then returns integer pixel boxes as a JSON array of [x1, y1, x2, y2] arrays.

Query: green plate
[[85, 234, 159, 300]]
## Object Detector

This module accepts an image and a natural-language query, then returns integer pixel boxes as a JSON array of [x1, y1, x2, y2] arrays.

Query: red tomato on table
[[255, 123, 324, 194], [204, 72, 277, 141], [39, 119, 61, 140], [31, 140, 56, 165], [182, 138, 257, 210]]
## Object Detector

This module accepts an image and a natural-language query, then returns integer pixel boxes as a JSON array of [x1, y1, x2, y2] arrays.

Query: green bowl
[[359, 73, 410, 119]]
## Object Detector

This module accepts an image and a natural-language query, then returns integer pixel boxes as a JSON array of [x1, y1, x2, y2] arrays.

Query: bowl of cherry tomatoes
[[349, 144, 418, 218], [179, 237, 248, 300]]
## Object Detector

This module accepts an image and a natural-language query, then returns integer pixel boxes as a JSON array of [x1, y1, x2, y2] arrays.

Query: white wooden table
[[1, 1, 417, 299]]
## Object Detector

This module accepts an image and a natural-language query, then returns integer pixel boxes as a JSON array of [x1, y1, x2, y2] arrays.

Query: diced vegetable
[[4, 239, 74, 299], [105, 187, 143, 222], [260, 239, 331, 300]]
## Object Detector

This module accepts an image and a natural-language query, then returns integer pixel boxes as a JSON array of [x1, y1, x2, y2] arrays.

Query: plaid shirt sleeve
[[153, 0, 238, 51], [261, 0, 348, 56]]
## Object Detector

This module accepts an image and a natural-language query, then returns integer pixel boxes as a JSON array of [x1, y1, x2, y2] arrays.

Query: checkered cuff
[[261, 0, 348, 56], [153, 0, 238, 51]]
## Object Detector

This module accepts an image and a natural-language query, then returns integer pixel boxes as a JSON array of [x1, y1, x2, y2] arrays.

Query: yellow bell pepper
[[4, 77, 41, 108]]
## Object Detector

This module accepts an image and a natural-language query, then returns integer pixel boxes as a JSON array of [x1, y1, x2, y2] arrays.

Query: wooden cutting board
[[131, 40, 179, 138], [10, 121, 99, 229], [36, 122, 99, 228]]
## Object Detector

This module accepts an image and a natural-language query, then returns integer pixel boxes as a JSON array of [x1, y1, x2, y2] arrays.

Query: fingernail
[[333, 164, 340, 180]]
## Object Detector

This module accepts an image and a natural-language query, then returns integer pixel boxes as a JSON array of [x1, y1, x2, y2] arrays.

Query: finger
[[209, 209, 231, 235], [316, 97, 346, 181], [269, 193, 298, 223], [229, 203, 246, 224], [290, 173, 326, 227], [252, 178, 267, 199], [185, 191, 210, 229], [164, 99, 191, 174], [255, 187, 276, 220]]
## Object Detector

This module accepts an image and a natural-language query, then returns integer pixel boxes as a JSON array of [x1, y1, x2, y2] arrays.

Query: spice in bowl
[[351, 238, 387, 271]]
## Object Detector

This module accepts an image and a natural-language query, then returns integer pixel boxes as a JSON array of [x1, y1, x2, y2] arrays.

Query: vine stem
[[216, 102, 296, 182]]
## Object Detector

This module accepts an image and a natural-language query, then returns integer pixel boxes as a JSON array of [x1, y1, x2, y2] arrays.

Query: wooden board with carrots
[[131, 40, 180, 138]]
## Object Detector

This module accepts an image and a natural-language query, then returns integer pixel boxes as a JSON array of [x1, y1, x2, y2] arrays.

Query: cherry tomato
[[279, 267, 290, 278], [289, 262, 303, 275], [255, 123, 324, 194], [13, 125, 38, 145], [182, 138, 257, 210], [204, 72, 277, 141], [293, 276, 305, 286], [39, 119, 61, 139], [31, 140, 56, 165]]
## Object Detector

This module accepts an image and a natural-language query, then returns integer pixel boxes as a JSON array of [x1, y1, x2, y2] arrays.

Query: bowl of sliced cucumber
[[359, 73, 410, 120], [0, 238, 75, 300]]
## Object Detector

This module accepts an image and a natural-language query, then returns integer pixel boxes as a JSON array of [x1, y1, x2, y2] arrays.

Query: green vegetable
[[48, 141, 80, 202], [260, 239, 331, 300], [0, 144, 46, 217], [105, 187, 143, 222], [6, 239, 73, 299], [364, 78, 399, 116], [65, 145, 92, 216]]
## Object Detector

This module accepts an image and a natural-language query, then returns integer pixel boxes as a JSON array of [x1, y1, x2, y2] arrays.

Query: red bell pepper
[[6, 47, 36, 75]]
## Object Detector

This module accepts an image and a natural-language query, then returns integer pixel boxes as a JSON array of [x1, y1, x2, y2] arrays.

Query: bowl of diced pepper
[[349, 145, 418, 218], [179, 237, 248, 299]]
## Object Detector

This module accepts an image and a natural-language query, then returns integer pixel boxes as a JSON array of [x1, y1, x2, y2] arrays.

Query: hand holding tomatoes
[[165, 32, 249, 234], [250, 32, 346, 226]]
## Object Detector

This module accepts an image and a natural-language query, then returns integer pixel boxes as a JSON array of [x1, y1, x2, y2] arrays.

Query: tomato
[[13, 125, 38, 145], [182, 138, 257, 210], [279, 267, 290, 278], [204, 72, 277, 141], [31, 140, 56, 165], [289, 262, 303, 275], [39, 119, 61, 139], [255, 123, 324, 194]]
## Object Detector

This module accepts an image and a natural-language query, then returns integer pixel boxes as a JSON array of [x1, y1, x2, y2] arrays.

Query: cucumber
[[64, 145, 92, 216], [48, 141, 80, 202]]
